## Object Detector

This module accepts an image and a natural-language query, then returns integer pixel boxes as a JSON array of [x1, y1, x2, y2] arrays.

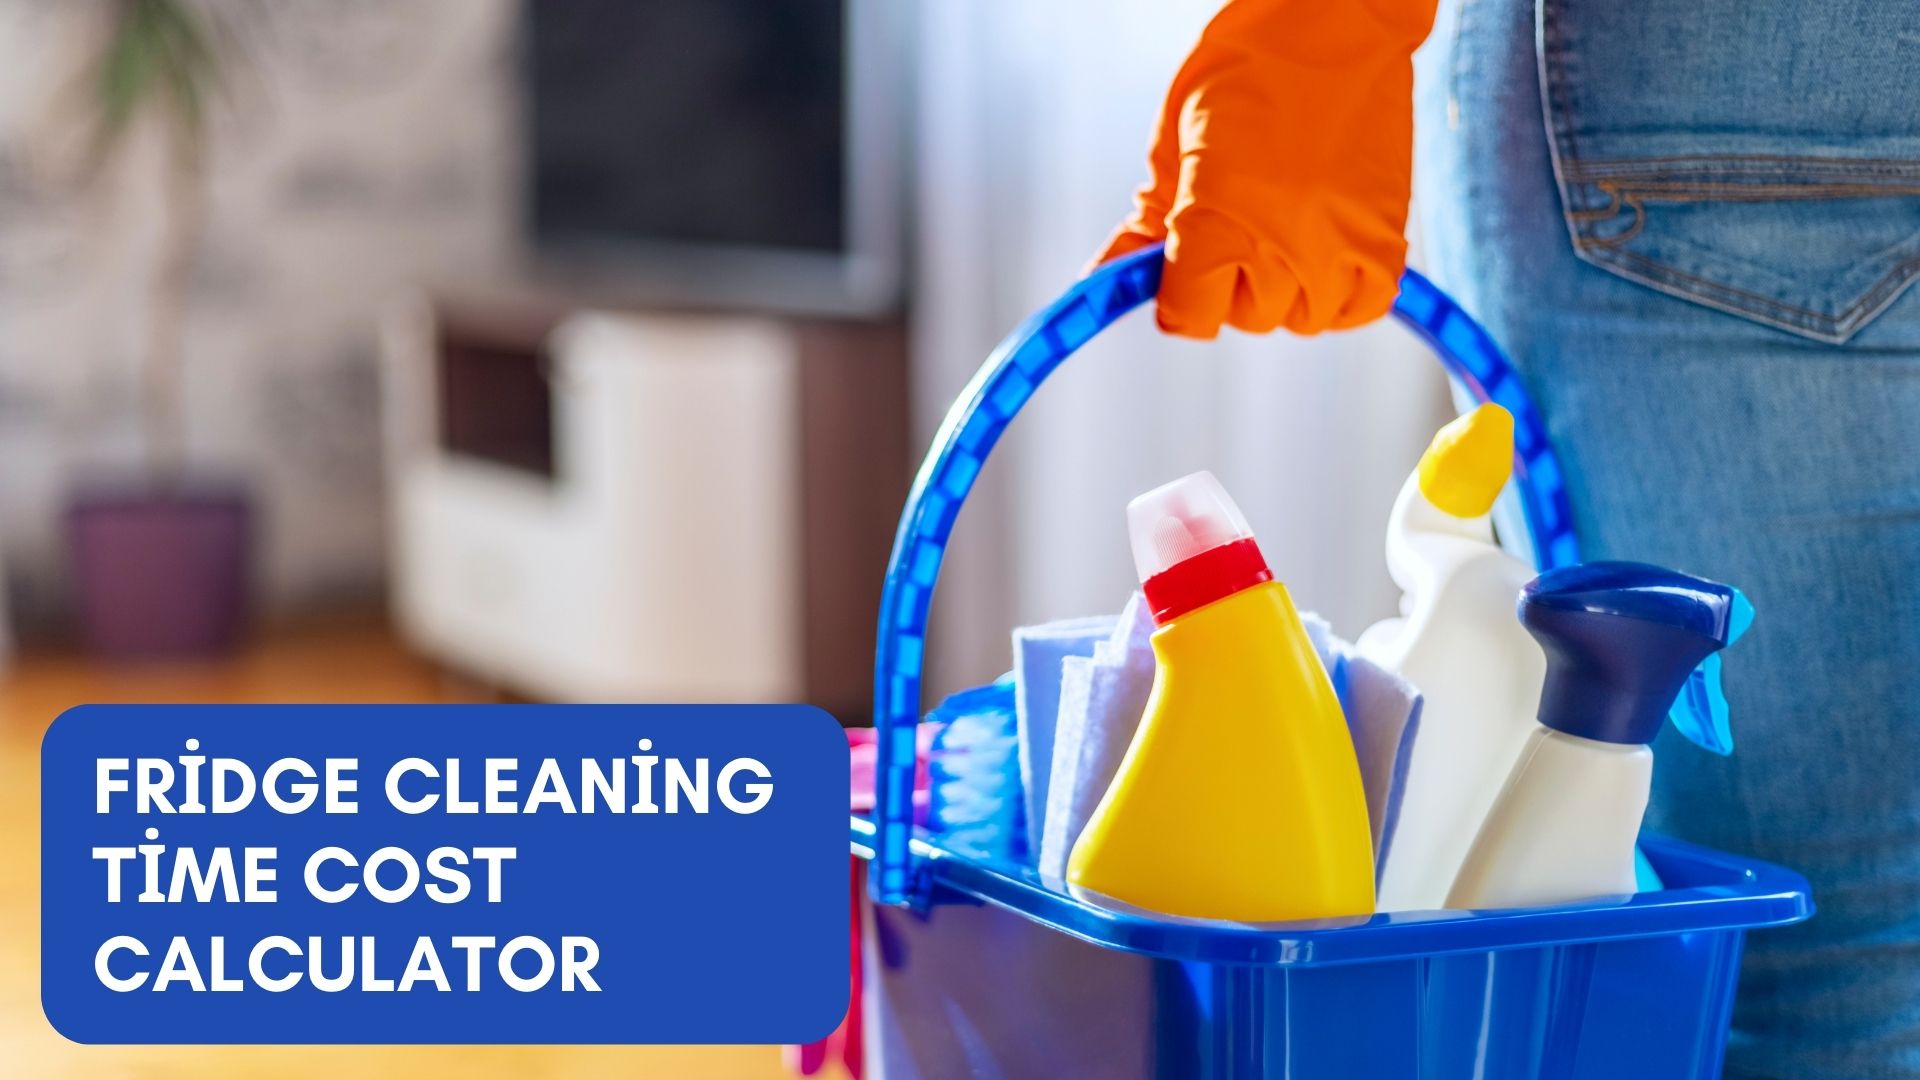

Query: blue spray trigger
[[1667, 588, 1752, 756]]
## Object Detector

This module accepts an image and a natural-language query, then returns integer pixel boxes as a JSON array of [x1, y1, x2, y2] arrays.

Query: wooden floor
[[0, 618, 808, 1079]]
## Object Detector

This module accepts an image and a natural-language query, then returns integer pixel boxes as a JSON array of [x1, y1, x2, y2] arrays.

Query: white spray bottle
[[1447, 561, 1748, 908], [1356, 403, 1545, 911]]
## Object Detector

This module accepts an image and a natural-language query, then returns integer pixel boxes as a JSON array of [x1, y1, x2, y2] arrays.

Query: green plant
[[87, 0, 229, 478]]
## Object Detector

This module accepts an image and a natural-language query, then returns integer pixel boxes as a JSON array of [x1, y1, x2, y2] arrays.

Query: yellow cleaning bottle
[[1066, 472, 1374, 921]]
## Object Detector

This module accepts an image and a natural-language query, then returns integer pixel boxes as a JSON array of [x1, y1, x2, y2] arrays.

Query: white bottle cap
[[1126, 471, 1255, 583]]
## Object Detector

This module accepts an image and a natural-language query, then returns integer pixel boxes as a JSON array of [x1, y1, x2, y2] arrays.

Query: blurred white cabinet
[[381, 301, 802, 703]]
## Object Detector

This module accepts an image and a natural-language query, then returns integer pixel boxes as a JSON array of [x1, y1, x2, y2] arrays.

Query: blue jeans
[[1415, 1, 1920, 1077]]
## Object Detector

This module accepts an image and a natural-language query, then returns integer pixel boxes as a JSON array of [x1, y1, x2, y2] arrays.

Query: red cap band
[[1141, 537, 1273, 624]]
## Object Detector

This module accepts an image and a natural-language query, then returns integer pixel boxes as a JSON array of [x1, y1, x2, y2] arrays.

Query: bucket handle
[[868, 244, 1575, 906]]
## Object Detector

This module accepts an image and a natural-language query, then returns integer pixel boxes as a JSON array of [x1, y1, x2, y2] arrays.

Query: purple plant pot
[[66, 486, 253, 659]]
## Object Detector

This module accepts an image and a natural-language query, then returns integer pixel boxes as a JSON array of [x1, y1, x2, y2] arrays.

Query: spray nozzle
[[1519, 562, 1749, 751], [1666, 587, 1753, 755]]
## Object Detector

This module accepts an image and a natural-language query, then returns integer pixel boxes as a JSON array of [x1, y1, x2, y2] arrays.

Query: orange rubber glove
[[1097, 0, 1438, 338]]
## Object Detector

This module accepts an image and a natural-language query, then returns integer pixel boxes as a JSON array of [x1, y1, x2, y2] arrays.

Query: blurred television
[[523, 0, 905, 316]]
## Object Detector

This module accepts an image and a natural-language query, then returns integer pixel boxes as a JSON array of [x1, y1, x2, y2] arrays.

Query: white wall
[[911, 0, 1453, 696]]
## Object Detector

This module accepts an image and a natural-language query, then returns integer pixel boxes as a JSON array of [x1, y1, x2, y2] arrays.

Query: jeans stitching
[[1574, 188, 1646, 248], [1565, 173, 1920, 323], [1538, 0, 1606, 221], [1564, 154, 1920, 179], [1565, 185, 1621, 222], [1597, 182, 1920, 200], [1581, 241, 1920, 328]]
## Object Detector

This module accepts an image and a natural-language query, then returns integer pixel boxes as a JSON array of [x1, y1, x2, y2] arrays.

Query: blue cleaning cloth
[[1302, 613, 1425, 883], [1013, 614, 1117, 858]]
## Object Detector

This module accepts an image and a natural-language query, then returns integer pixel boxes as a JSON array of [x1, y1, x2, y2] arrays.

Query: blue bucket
[[854, 246, 1813, 1078]]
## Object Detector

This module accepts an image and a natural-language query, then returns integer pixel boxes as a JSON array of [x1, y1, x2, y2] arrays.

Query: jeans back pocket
[[1539, 0, 1920, 344]]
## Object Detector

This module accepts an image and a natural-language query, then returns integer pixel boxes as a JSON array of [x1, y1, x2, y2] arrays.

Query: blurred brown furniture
[[385, 284, 907, 722]]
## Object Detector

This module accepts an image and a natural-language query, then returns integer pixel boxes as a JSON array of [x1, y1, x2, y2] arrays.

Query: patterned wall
[[0, 0, 521, 627]]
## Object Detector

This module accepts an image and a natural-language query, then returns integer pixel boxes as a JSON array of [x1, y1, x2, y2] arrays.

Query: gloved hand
[[1096, 0, 1438, 338]]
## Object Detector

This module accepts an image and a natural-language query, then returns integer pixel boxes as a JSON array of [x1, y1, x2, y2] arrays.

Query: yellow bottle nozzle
[[1416, 403, 1514, 519]]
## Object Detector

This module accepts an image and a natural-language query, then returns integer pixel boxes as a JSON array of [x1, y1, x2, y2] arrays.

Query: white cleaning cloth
[[1013, 614, 1117, 857], [1038, 593, 1157, 880]]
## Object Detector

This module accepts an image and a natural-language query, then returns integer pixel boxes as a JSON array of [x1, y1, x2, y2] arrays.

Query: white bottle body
[[1446, 728, 1650, 909], [1358, 474, 1545, 911]]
